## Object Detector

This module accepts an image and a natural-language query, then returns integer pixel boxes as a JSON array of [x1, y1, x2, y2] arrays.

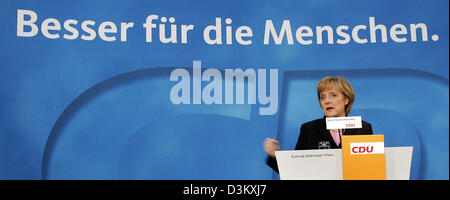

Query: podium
[[275, 135, 413, 180]]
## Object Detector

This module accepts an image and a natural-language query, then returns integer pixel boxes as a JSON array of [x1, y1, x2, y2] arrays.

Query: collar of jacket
[[318, 116, 358, 148]]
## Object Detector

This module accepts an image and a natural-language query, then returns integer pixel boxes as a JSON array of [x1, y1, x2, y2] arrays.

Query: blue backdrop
[[0, 0, 448, 180]]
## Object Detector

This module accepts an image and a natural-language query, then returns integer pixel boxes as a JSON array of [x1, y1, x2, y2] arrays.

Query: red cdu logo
[[345, 123, 356, 127], [350, 142, 384, 155]]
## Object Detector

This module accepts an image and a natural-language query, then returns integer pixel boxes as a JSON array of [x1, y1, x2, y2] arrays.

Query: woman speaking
[[264, 76, 373, 172]]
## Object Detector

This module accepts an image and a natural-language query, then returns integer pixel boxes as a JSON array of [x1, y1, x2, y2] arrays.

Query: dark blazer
[[267, 117, 373, 173]]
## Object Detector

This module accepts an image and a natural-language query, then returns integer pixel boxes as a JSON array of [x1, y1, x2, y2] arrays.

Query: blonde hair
[[316, 76, 355, 115]]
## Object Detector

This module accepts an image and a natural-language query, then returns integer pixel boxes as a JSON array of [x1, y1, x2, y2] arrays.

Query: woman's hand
[[263, 138, 280, 158]]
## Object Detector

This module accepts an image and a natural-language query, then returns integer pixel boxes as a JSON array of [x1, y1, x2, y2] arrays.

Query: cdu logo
[[350, 142, 384, 155]]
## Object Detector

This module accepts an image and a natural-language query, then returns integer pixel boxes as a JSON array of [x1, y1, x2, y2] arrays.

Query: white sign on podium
[[275, 147, 413, 180], [275, 149, 343, 180]]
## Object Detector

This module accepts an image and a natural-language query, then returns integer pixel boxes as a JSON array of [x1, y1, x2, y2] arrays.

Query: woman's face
[[319, 88, 349, 117]]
